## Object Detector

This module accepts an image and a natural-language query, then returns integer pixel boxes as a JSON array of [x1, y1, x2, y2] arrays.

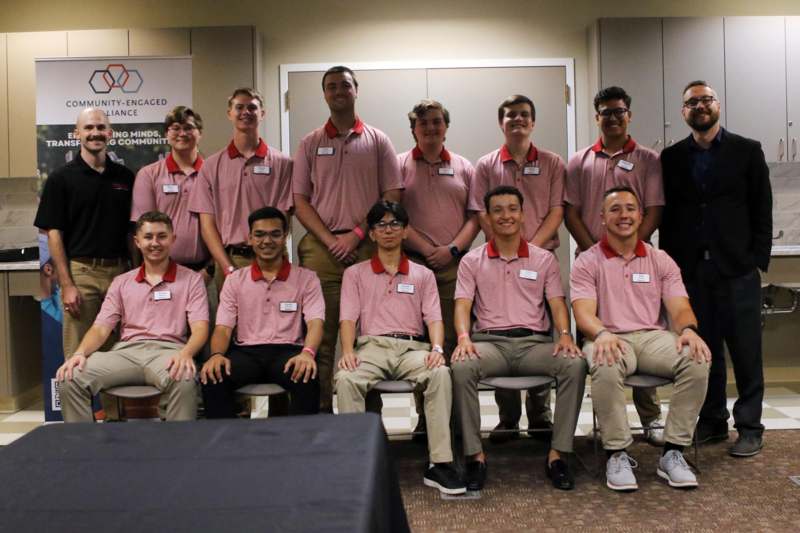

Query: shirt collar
[[370, 253, 410, 275], [227, 138, 268, 159], [486, 238, 529, 259], [591, 136, 637, 154], [324, 117, 365, 139], [250, 258, 291, 282], [599, 236, 647, 259], [134, 260, 178, 284], [165, 152, 204, 174], [500, 143, 537, 163], [412, 145, 451, 162]]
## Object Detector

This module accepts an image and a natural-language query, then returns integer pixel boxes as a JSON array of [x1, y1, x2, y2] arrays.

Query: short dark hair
[[683, 80, 713, 95], [593, 86, 632, 112], [484, 185, 524, 212], [408, 99, 451, 130], [135, 211, 173, 233], [498, 94, 535, 123], [366, 201, 409, 229], [603, 185, 641, 207], [322, 66, 359, 90], [248, 206, 287, 232], [227, 87, 264, 108], [164, 105, 203, 132]]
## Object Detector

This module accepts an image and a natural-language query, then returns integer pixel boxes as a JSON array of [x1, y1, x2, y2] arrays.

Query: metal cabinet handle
[[778, 138, 784, 161], [792, 138, 797, 161], [773, 230, 784, 240], [667, 139, 674, 146], [651, 139, 662, 150]]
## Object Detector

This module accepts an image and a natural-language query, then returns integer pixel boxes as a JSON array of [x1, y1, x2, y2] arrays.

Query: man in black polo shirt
[[35, 108, 134, 365]]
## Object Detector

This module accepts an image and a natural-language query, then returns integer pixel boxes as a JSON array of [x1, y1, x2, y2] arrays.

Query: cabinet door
[[599, 18, 664, 151], [724, 16, 787, 162], [787, 17, 800, 162], [662, 17, 726, 147]]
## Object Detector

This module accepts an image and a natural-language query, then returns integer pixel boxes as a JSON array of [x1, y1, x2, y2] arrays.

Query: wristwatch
[[559, 329, 572, 337], [432, 345, 444, 354], [449, 244, 460, 257]]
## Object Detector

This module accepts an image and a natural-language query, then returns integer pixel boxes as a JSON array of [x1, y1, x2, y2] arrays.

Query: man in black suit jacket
[[660, 80, 772, 458]]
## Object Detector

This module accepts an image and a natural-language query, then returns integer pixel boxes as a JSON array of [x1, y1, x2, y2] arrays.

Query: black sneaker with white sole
[[423, 463, 467, 495]]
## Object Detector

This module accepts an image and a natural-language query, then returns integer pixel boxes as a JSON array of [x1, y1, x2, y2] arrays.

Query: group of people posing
[[35, 65, 772, 496]]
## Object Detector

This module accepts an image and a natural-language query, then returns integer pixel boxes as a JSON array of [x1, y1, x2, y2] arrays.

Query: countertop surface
[[0, 261, 39, 271]]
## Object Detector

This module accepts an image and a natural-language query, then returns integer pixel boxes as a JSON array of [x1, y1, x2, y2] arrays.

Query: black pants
[[685, 261, 764, 436], [202, 344, 320, 418]]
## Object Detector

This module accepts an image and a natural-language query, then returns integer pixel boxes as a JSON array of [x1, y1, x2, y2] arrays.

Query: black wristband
[[210, 352, 225, 358]]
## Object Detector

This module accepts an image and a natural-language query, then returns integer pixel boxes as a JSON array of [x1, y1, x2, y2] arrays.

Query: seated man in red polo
[[571, 186, 710, 492], [334, 201, 465, 496], [199, 207, 322, 416], [56, 211, 209, 421]]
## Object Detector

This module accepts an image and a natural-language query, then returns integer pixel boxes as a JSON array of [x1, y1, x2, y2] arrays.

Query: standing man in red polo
[[56, 211, 209, 422], [189, 88, 293, 292], [451, 186, 586, 491], [565, 86, 666, 445], [471, 95, 566, 440], [293, 66, 403, 412], [571, 186, 710, 491], [199, 207, 322, 416], [132, 106, 210, 276]]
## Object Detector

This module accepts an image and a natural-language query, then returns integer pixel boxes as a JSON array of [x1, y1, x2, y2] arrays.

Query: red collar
[[324, 118, 364, 139], [165, 152, 203, 174], [412, 145, 451, 162], [599, 236, 647, 259], [486, 238, 529, 259], [227, 139, 268, 159], [591, 136, 637, 154], [135, 260, 177, 283], [250, 258, 291, 282], [500, 143, 537, 163], [370, 253, 410, 275]]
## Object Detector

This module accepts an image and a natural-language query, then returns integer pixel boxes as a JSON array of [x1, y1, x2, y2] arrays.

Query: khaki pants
[[452, 333, 587, 456], [298, 232, 375, 412], [334, 336, 454, 463], [585, 329, 710, 450], [60, 340, 198, 422]]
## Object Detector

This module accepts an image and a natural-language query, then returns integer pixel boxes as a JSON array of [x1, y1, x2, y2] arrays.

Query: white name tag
[[523, 166, 540, 175], [397, 283, 415, 294], [154, 290, 172, 301], [632, 273, 651, 283], [519, 269, 538, 281], [617, 160, 634, 171], [437, 167, 455, 176], [317, 147, 335, 156], [279, 301, 298, 312], [253, 165, 271, 175], [162, 184, 180, 194]]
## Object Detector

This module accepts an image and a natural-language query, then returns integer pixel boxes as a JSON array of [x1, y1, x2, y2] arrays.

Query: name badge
[[397, 283, 415, 294], [253, 165, 271, 175], [154, 290, 172, 301], [437, 167, 455, 176], [617, 160, 634, 171], [279, 301, 298, 312], [317, 147, 335, 156], [632, 273, 651, 283], [162, 184, 180, 194], [523, 166, 540, 176], [519, 269, 538, 281]]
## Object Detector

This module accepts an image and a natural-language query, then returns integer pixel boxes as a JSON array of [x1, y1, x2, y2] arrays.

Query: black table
[[0, 413, 409, 533]]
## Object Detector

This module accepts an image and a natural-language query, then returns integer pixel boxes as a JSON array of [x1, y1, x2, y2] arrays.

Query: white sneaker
[[657, 450, 698, 488], [606, 451, 638, 491], [642, 416, 666, 446]]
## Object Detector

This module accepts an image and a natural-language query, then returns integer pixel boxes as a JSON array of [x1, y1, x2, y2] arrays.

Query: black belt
[[226, 245, 254, 258], [379, 333, 426, 342], [71, 257, 127, 267], [480, 328, 549, 338], [181, 260, 209, 272]]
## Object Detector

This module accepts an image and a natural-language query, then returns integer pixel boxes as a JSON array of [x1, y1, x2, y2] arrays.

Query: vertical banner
[[35, 57, 192, 420]]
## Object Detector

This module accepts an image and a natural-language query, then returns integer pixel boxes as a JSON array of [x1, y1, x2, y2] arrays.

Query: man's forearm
[[427, 320, 444, 347], [303, 319, 324, 351], [294, 195, 334, 245], [183, 321, 210, 358], [638, 206, 663, 242], [548, 298, 571, 336], [454, 299, 473, 336], [452, 214, 480, 252], [405, 226, 435, 255], [564, 205, 595, 251], [199, 214, 231, 270], [74, 325, 112, 357], [339, 320, 357, 352], [47, 230, 74, 288], [209, 325, 233, 356], [531, 207, 564, 246]]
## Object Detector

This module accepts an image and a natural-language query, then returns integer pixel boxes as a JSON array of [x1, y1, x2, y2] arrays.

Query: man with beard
[[660, 80, 772, 457]]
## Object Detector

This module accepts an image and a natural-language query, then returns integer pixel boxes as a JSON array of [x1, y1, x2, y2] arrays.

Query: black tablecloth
[[0, 413, 409, 533]]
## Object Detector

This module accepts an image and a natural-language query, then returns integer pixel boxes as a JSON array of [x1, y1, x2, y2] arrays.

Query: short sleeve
[[339, 266, 361, 323], [420, 269, 443, 324], [94, 275, 124, 330], [569, 253, 598, 302], [185, 272, 210, 324], [454, 255, 477, 301], [214, 274, 239, 328], [301, 270, 326, 322]]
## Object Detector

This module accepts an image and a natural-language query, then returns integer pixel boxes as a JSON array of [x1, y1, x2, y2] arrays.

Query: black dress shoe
[[464, 460, 487, 491], [729, 433, 763, 457], [489, 421, 520, 443], [545, 458, 575, 490]]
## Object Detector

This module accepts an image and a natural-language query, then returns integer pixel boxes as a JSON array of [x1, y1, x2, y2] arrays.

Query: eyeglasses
[[251, 230, 285, 242], [683, 96, 717, 109], [598, 107, 629, 119], [166, 124, 198, 134], [372, 220, 405, 231]]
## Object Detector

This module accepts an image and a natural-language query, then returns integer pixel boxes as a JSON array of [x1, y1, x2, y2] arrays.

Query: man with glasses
[[660, 80, 772, 457], [334, 201, 465, 496], [188, 88, 293, 293], [564, 86, 666, 446], [199, 207, 323, 417]]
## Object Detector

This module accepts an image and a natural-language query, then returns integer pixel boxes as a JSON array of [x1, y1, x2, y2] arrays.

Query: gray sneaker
[[642, 416, 666, 446], [606, 451, 638, 491], [657, 450, 698, 488]]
